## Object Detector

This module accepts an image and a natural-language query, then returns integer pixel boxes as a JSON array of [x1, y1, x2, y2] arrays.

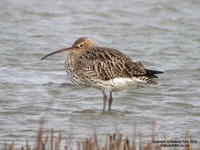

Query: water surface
[[0, 0, 200, 148]]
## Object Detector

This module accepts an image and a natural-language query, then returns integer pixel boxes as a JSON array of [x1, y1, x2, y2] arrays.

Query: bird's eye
[[79, 44, 84, 48]]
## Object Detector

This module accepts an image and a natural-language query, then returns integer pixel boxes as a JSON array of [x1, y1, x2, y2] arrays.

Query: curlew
[[41, 37, 163, 111]]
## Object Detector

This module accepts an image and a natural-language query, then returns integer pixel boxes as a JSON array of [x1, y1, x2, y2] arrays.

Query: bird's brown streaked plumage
[[41, 37, 163, 111]]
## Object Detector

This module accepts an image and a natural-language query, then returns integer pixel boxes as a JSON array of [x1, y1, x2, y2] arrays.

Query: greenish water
[[0, 0, 200, 148]]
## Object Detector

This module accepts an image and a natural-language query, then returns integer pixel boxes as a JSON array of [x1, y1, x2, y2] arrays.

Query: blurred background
[[0, 0, 200, 148]]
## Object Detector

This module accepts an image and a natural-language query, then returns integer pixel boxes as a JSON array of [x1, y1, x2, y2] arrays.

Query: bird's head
[[41, 37, 96, 60]]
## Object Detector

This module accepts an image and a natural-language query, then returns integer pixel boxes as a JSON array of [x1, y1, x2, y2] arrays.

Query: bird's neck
[[66, 51, 80, 64]]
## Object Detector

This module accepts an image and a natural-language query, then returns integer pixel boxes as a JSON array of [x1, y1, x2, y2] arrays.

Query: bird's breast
[[65, 54, 89, 85]]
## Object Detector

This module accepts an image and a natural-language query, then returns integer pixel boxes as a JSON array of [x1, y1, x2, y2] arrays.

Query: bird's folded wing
[[74, 47, 147, 81]]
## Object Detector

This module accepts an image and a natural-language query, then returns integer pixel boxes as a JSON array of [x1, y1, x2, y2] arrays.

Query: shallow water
[[0, 0, 200, 149]]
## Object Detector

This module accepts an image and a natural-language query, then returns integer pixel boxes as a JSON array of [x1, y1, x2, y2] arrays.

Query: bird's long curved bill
[[41, 47, 72, 61]]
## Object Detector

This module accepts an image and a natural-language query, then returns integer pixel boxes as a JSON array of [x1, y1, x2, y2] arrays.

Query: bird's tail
[[133, 76, 158, 85]]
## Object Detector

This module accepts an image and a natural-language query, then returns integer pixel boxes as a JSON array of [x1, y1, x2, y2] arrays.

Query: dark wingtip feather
[[145, 69, 164, 78], [145, 69, 164, 74]]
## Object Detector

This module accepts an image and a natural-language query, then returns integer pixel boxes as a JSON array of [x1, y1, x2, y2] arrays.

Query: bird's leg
[[102, 91, 108, 111], [108, 92, 113, 111]]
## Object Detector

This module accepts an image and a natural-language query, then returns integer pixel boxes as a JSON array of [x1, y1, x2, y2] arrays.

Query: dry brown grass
[[2, 120, 200, 150]]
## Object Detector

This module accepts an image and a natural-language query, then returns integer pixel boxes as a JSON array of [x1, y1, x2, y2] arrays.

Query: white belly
[[90, 76, 156, 92], [109, 77, 138, 91], [87, 77, 139, 92]]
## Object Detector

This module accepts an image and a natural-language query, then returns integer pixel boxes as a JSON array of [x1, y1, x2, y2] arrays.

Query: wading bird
[[41, 37, 163, 111]]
